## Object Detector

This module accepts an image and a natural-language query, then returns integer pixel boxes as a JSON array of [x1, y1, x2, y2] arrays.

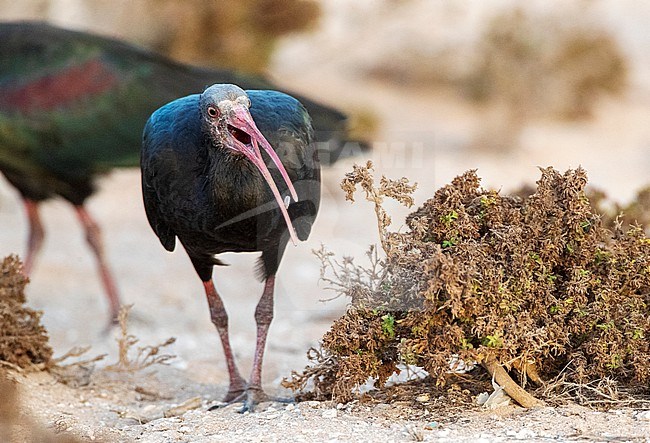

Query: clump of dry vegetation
[[370, 8, 626, 120], [156, 0, 320, 73], [468, 9, 627, 120], [468, 9, 627, 150], [0, 261, 174, 377], [0, 255, 52, 371], [367, 7, 627, 151], [285, 162, 650, 407]]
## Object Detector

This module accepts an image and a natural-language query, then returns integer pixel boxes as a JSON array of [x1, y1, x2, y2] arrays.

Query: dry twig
[[106, 305, 176, 372]]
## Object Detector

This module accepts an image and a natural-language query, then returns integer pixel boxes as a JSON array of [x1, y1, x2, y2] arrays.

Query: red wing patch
[[0, 58, 119, 113]]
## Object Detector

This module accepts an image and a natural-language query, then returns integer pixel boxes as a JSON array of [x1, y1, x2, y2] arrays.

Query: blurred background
[[0, 0, 649, 389]]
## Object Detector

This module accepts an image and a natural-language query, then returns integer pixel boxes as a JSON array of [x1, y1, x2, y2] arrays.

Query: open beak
[[226, 105, 300, 245]]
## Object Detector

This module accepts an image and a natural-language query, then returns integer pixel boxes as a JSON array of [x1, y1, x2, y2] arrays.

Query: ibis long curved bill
[[227, 105, 300, 245]]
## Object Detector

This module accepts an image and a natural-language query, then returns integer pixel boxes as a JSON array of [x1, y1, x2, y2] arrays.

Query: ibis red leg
[[74, 205, 121, 324], [250, 275, 275, 386], [203, 280, 247, 402], [241, 274, 286, 412], [22, 199, 44, 276]]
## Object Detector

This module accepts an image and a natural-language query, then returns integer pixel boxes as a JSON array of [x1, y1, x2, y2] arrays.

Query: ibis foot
[[208, 388, 293, 413], [207, 383, 248, 411], [238, 388, 293, 414]]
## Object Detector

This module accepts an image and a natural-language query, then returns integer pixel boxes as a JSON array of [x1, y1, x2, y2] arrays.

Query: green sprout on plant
[[381, 314, 396, 339]]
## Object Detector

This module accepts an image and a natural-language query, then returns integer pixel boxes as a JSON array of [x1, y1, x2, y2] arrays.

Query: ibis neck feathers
[[206, 140, 267, 206]]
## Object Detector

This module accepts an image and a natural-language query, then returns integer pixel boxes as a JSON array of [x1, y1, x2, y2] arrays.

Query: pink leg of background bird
[[22, 198, 45, 276], [74, 205, 121, 324]]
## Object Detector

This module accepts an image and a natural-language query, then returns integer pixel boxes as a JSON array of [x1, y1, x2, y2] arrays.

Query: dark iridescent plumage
[[0, 21, 347, 321], [142, 84, 320, 412]]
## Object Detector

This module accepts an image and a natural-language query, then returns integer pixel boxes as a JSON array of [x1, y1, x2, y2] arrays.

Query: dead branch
[[482, 356, 545, 408]]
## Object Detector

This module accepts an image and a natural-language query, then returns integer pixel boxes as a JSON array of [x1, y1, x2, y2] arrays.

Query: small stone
[[285, 404, 296, 411], [424, 421, 438, 430], [307, 401, 320, 408], [416, 393, 430, 402], [321, 409, 337, 418], [336, 403, 345, 410]]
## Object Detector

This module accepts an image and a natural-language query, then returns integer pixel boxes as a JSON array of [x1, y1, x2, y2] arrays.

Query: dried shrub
[[106, 305, 176, 372], [468, 9, 627, 120], [286, 164, 650, 405], [368, 8, 626, 121], [468, 9, 627, 151], [49, 346, 107, 388], [158, 0, 320, 73], [0, 255, 52, 370], [366, 8, 627, 151]]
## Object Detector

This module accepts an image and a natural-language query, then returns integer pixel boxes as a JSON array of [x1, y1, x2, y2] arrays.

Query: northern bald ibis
[[141, 84, 320, 411]]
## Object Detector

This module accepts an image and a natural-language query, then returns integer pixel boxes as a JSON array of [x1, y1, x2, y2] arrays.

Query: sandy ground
[[2, 1, 650, 442]]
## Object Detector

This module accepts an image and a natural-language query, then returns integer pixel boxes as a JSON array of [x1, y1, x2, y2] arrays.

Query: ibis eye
[[207, 106, 219, 118]]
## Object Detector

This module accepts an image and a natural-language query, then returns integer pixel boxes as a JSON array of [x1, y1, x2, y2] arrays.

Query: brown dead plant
[[106, 305, 176, 372], [285, 164, 650, 408], [0, 255, 52, 372]]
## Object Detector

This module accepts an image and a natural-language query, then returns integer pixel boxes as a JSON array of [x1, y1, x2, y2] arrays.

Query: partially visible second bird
[[141, 84, 320, 411]]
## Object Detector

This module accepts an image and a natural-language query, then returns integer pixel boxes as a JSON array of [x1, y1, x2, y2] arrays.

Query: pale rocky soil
[[8, 368, 650, 442], [2, 1, 650, 442]]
